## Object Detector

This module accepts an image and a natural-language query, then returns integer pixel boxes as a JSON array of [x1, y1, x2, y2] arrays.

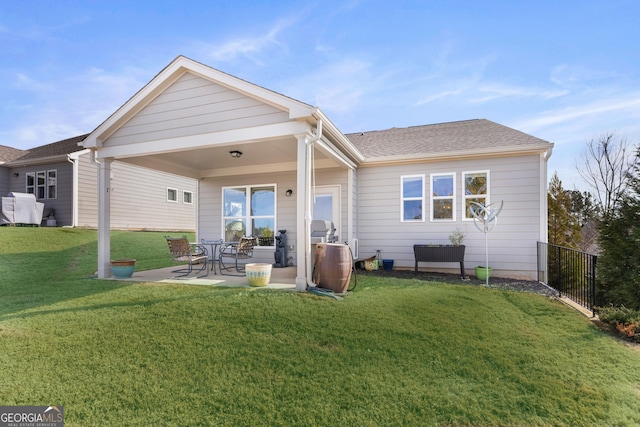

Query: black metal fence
[[537, 242, 597, 316]]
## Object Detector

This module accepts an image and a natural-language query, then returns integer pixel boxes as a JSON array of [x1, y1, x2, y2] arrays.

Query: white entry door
[[313, 185, 341, 242]]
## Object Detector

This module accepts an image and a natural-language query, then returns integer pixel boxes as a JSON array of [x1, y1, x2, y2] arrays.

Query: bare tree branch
[[577, 133, 632, 217]]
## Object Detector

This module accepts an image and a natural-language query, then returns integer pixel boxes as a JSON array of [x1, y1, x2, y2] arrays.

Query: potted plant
[[449, 227, 466, 246]]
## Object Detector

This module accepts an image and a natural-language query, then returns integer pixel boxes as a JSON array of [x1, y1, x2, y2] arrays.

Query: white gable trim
[[83, 56, 316, 149]]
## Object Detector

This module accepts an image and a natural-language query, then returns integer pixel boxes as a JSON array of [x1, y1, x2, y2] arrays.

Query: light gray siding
[[77, 153, 197, 231], [356, 154, 544, 279], [107, 73, 290, 146], [0, 167, 9, 197]]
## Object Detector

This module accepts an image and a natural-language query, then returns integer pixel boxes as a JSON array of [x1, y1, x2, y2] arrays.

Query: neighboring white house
[[79, 55, 552, 287], [1, 135, 197, 231]]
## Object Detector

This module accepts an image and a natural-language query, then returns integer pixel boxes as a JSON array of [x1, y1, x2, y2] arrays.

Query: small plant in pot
[[449, 228, 466, 246]]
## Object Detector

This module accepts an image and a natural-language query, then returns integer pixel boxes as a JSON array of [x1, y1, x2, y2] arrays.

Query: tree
[[578, 133, 633, 218], [548, 172, 582, 249], [597, 146, 640, 309]]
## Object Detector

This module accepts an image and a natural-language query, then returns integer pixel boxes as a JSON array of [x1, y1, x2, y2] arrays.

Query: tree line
[[549, 134, 640, 309]]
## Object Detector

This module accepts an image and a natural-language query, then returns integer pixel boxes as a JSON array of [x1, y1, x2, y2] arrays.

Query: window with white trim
[[47, 170, 57, 199], [183, 190, 193, 204], [167, 188, 178, 202], [25, 169, 57, 199], [431, 173, 455, 221], [26, 172, 35, 195], [36, 171, 46, 199], [401, 175, 424, 221], [463, 171, 489, 220], [223, 185, 275, 246]]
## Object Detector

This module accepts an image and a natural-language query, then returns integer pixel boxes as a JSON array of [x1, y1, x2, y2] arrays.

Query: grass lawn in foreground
[[1, 228, 640, 426]]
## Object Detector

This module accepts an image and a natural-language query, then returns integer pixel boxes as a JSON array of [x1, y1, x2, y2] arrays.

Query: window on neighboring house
[[183, 191, 193, 204], [24, 170, 57, 199], [36, 171, 46, 200], [463, 171, 489, 220], [223, 185, 275, 246], [401, 175, 424, 221], [431, 173, 455, 221], [167, 188, 178, 202], [26, 172, 35, 195], [47, 170, 57, 199]]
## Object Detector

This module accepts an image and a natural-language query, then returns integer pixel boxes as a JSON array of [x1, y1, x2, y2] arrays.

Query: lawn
[[1, 227, 640, 426]]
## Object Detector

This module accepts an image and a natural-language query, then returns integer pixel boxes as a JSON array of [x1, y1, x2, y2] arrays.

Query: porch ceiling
[[116, 136, 333, 179]]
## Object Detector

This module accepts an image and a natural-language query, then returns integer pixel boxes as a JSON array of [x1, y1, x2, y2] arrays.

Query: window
[[431, 173, 455, 221], [223, 185, 275, 245], [26, 172, 35, 195], [167, 188, 178, 202], [463, 171, 489, 220], [24, 170, 57, 199], [36, 171, 46, 199], [47, 170, 57, 199], [401, 175, 424, 221], [183, 190, 193, 204]]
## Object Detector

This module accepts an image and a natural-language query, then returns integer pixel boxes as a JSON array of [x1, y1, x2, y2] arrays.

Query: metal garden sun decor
[[469, 200, 504, 286]]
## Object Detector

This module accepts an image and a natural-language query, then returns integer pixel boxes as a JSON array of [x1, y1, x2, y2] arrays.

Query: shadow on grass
[[0, 245, 133, 318]]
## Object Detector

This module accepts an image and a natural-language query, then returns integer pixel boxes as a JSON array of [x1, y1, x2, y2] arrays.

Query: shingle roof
[[10, 134, 89, 163], [0, 145, 27, 163], [345, 119, 552, 159]]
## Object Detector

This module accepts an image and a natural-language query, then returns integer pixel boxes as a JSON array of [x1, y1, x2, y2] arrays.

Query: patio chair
[[165, 236, 209, 277], [218, 236, 258, 275]]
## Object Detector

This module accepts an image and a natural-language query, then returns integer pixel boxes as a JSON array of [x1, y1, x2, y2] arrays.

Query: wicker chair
[[165, 236, 209, 277], [218, 236, 258, 275]]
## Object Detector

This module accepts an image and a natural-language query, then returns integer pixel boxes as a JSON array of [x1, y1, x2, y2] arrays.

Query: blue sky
[[2, 0, 639, 191]]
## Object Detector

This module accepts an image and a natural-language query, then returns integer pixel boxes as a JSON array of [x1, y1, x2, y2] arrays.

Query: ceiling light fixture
[[229, 150, 242, 158]]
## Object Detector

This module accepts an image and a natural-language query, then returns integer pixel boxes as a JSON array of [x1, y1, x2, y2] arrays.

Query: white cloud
[[204, 15, 301, 65], [470, 84, 569, 103]]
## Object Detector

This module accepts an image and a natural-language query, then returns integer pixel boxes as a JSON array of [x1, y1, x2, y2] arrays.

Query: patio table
[[199, 239, 224, 275]]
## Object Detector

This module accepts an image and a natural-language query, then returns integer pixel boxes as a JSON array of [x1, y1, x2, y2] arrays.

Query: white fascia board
[[359, 143, 555, 167], [84, 56, 316, 149], [8, 151, 88, 167], [94, 121, 310, 159], [315, 137, 356, 170], [83, 60, 189, 148], [173, 57, 315, 120], [312, 109, 365, 164]]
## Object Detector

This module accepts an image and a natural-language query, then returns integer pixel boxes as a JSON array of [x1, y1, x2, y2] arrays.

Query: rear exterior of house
[[71, 56, 551, 284]]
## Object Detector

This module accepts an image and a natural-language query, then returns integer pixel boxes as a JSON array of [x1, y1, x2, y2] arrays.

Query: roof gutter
[[359, 143, 555, 167]]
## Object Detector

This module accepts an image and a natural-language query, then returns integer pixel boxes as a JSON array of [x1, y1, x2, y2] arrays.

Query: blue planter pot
[[111, 259, 136, 278]]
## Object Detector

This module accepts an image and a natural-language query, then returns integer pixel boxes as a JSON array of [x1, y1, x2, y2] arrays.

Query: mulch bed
[[353, 267, 558, 297]]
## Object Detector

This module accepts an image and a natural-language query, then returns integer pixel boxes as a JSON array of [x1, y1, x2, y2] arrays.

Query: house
[[78, 55, 552, 287], [0, 135, 197, 230]]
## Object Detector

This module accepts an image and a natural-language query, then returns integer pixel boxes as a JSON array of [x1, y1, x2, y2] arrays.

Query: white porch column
[[97, 158, 112, 278], [295, 134, 310, 290]]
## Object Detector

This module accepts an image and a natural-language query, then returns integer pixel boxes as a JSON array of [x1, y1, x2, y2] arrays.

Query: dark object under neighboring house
[[413, 244, 466, 278]]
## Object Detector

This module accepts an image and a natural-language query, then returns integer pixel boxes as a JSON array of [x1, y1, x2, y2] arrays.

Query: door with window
[[313, 185, 341, 242]]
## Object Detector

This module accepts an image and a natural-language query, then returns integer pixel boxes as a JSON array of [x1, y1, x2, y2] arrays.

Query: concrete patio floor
[[108, 264, 297, 290]]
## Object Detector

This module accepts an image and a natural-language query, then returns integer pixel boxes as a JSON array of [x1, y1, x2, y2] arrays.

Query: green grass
[[2, 228, 640, 426]]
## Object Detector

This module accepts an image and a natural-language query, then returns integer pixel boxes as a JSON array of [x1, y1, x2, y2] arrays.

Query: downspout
[[67, 153, 80, 227], [541, 147, 553, 245], [305, 119, 322, 287]]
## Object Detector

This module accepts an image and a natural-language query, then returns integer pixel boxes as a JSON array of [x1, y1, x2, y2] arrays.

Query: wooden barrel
[[313, 243, 352, 293]]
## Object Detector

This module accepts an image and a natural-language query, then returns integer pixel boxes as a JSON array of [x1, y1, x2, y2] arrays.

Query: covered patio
[[82, 56, 362, 290], [110, 265, 297, 290]]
